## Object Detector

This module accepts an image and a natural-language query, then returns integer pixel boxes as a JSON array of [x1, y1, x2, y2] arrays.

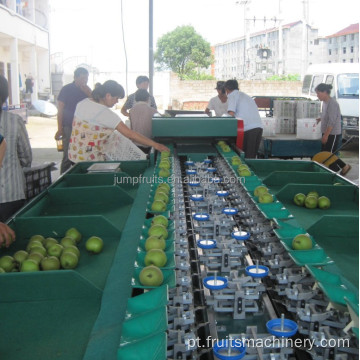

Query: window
[[329, 49, 332, 55], [343, 47, 346, 54], [329, 38, 332, 44], [325, 75, 334, 85], [314, 39, 319, 45], [351, 46, 354, 53], [335, 48, 338, 54], [343, 35, 347, 41], [343, 59, 346, 62], [310, 75, 324, 95], [351, 59, 354, 63], [351, 34, 355, 40]]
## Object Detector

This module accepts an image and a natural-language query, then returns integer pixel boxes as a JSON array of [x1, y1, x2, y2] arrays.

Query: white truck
[[302, 63, 359, 140]]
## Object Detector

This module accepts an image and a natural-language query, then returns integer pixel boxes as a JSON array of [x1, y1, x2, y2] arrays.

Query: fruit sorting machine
[[0, 116, 358, 360]]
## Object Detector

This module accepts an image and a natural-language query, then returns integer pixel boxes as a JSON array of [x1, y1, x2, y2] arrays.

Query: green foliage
[[182, 71, 215, 80], [155, 25, 213, 80], [266, 74, 300, 81]]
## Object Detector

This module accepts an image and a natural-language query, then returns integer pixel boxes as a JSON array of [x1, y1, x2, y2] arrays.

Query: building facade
[[214, 21, 359, 81], [0, 0, 50, 106]]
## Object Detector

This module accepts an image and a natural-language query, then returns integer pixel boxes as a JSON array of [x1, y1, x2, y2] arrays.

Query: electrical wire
[[120, 0, 128, 94]]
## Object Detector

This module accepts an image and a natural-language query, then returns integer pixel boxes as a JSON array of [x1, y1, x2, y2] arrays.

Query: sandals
[[341, 164, 352, 176]]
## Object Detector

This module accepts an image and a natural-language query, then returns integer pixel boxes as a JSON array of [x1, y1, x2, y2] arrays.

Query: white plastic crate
[[261, 117, 276, 136], [275, 117, 296, 134], [296, 118, 322, 139], [273, 100, 296, 119], [296, 101, 321, 119]]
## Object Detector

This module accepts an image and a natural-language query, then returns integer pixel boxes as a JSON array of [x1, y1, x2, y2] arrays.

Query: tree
[[155, 25, 213, 80]]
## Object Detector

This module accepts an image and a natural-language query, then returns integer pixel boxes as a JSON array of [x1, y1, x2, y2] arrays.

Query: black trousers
[[322, 134, 346, 172], [0, 199, 26, 222], [243, 127, 263, 159]]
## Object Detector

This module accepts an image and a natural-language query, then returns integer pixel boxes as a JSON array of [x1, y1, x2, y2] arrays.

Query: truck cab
[[302, 63, 359, 140]]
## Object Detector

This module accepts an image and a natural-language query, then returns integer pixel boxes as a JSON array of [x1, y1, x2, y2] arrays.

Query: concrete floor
[[25, 116, 359, 185]]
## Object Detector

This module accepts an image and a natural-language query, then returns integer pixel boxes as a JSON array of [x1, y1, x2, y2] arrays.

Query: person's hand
[[0, 223, 15, 249], [54, 129, 63, 140], [154, 143, 171, 153], [321, 134, 328, 144]]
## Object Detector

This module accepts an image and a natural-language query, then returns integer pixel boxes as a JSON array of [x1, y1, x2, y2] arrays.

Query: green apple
[[218, 140, 226, 146], [318, 196, 331, 209], [222, 146, 231, 152], [144, 249, 167, 267], [29, 234, 45, 245], [259, 193, 274, 203], [62, 245, 80, 258], [44, 237, 59, 249], [41, 256, 61, 271], [154, 191, 169, 203], [65, 227, 82, 244], [27, 252, 44, 264], [13, 250, 28, 265], [157, 183, 170, 193], [232, 157, 242, 166], [47, 243, 64, 258], [305, 195, 318, 209], [20, 259, 40, 272], [60, 236, 77, 248], [145, 236, 166, 251], [85, 236, 104, 254], [139, 265, 164, 286], [29, 245, 47, 257], [148, 224, 168, 239], [239, 169, 252, 177], [238, 164, 249, 171], [307, 191, 319, 199], [0, 255, 15, 272], [159, 160, 171, 169], [60, 252, 79, 269], [26, 241, 43, 252], [159, 168, 170, 178], [292, 234, 313, 250], [151, 215, 169, 228], [254, 186, 268, 197], [160, 150, 171, 159], [151, 200, 167, 212], [0, 267, 5, 273], [293, 193, 306, 207]]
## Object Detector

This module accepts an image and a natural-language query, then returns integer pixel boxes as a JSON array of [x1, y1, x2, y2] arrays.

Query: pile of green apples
[[0, 228, 104, 273], [217, 140, 231, 153], [158, 150, 171, 178], [151, 182, 171, 212], [293, 191, 331, 210], [139, 215, 169, 287], [237, 163, 252, 177], [254, 185, 274, 204]]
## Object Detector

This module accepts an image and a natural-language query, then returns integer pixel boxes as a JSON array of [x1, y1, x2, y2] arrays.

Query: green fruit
[[238, 164, 249, 171], [44, 237, 59, 249], [27, 252, 44, 264], [60, 236, 76, 248], [13, 250, 28, 264], [292, 234, 313, 250], [60, 252, 79, 269], [153, 191, 169, 203], [307, 191, 319, 199], [318, 196, 331, 209], [41, 256, 61, 271], [151, 215, 169, 227], [231, 157, 242, 165], [0, 255, 15, 272], [85, 236, 104, 254], [239, 169, 252, 177], [222, 146, 231, 152], [29, 234, 45, 244], [293, 193, 306, 207], [305, 195, 318, 209], [159, 168, 170, 178], [0, 267, 5, 273], [65, 227, 82, 244], [145, 236, 166, 251], [158, 160, 171, 169], [151, 200, 166, 212], [258, 193, 274, 203], [62, 245, 80, 258], [157, 183, 170, 192], [148, 224, 168, 239], [144, 249, 167, 267], [139, 265, 164, 286], [20, 259, 40, 272], [160, 151, 171, 159], [29, 245, 47, 257], [47, 244, 64, 258], [26, 241, 43, 252], [254, 186, 268, 197]]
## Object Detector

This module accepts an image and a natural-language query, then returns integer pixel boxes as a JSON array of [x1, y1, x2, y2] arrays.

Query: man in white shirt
[[225, 79, 263, 158], [205, 81, 228, 117]]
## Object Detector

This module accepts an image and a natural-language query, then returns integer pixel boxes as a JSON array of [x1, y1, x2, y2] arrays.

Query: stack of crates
[[296, 118, 322, 139], [261, 117, 276, 136], [273, 100, 297, 134], [296, 100, 321, 119]]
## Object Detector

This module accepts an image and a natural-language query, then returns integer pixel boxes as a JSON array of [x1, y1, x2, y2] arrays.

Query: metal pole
[[149, 0, 154, 96]]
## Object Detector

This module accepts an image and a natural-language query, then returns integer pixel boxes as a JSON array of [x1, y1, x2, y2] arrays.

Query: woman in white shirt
[[68, 80, 169, 163]]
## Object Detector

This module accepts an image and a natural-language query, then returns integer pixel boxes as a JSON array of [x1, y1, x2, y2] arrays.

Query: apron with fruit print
[[68, 118, 113, 162]]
